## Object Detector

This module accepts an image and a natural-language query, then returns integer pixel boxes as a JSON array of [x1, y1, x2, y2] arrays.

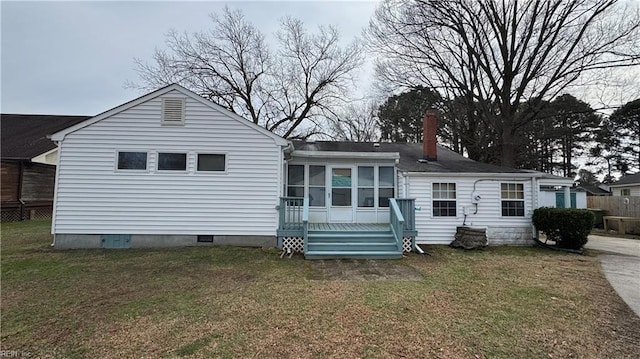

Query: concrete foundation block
[[54, 234, 102, 249]]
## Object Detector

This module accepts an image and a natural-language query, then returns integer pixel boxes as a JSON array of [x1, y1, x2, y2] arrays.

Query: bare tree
[[324, 100, 380, 141], [129, 7, 364, 138], [367, 0, 640, 167]]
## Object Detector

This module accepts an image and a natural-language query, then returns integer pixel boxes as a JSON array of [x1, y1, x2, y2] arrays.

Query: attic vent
[[161, 98, 185, 125]]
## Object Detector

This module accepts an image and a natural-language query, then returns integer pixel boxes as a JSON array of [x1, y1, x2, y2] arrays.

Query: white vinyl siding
[[408, 176, 534, 245], [54, 89, 283, 235], [610, 186, 640, 196]]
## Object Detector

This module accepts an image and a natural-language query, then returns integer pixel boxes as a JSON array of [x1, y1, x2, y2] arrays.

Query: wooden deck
[[308, 223, 390, 232]]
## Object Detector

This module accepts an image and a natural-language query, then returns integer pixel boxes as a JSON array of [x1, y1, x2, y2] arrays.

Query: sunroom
[[277, 142, 417, 259]]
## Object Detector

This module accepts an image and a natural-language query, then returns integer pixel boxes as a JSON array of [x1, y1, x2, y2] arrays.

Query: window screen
[[198, 154, 225, 171], [117, 152, 147, 170], [158, 153, 187, 171]]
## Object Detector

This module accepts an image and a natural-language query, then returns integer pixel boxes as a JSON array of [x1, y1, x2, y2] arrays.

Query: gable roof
[[576, 181, 611, 195], [609, 173, 640, 187], [1, 114, 90, 160], [50, 84, 288, 146]]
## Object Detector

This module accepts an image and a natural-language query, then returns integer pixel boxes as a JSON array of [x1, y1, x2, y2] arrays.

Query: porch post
[[563, 186, 571, 209]]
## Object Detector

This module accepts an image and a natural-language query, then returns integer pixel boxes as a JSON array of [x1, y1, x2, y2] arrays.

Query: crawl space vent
[[161, 98, 186, 125]]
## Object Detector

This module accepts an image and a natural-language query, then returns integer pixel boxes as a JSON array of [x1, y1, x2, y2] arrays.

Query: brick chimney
[[422, 108, 437, 161]]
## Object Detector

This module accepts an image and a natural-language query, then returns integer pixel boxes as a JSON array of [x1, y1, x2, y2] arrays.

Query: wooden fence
[[587, 196, 640, 234]]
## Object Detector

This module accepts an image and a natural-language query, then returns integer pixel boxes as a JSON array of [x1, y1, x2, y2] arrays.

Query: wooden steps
[[304, 225, 402, 260]]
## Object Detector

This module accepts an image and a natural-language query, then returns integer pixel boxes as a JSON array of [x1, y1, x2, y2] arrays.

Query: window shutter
[[162, 98, 185, 125]]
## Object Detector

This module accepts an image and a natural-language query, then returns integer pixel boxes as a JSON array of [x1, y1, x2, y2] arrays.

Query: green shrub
[[532, 207, 594, 250]]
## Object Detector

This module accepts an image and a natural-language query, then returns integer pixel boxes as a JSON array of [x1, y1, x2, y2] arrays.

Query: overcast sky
[[1, 1, 378, 116]]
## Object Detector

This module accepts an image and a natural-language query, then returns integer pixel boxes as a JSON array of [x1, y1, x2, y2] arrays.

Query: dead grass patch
[[2, 221, 639, 358]]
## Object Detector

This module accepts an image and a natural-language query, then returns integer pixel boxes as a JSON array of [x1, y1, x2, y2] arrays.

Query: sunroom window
[[358, 166, 374, 207], [287, 165, 304, 197], [378, 166, 395, 207], [309, 165, 325, 206]]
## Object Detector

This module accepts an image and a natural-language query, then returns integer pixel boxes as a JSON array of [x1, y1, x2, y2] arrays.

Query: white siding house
[[609, 173, 640, 196], [50, 84, 288, 248], [50, 85, 574, 252]]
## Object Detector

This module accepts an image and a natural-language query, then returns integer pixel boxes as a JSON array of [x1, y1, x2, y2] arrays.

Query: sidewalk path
[[586, 235, 640, 317]]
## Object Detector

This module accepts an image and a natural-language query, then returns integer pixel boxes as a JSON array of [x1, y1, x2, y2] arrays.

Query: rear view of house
[[50, 84, 289, 248], [51, 84, 574, 258]]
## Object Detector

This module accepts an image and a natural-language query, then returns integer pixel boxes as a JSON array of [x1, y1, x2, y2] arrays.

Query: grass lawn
[[2, 221, 639, 358]]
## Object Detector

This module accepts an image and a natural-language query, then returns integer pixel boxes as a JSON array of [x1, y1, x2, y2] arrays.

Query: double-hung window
[[433, 183, 456, 216], [501, 183, 525, 216]]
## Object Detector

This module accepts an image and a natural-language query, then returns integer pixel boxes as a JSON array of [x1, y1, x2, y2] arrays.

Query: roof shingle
[[1, 114, 89, 160], [292, 141, 527, 173]]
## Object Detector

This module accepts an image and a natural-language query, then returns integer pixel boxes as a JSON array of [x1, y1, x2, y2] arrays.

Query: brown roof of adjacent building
[[1, 114, 89, 160]]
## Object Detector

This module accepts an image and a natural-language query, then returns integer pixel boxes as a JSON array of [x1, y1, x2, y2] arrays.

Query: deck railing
[[394, 198, 416, 231], [389, 198, 405, 252], [302, 197, 309, 253], [278, 197, 305, 230]]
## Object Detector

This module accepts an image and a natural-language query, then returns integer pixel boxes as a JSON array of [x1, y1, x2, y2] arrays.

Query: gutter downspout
[[50, 140, 62, 247], [531, 176, 539, 241]]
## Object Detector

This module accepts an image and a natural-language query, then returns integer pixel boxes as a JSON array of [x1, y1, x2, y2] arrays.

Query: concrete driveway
[[586, 235, 640, 317]]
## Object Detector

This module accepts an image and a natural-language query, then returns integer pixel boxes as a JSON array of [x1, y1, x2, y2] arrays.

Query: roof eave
[[291, 150, 400, 160], [403, 171, 574, 184], [608, 183, 640, 187]]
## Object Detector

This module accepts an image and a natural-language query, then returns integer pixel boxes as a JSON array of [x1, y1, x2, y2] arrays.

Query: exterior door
[[555, 192, 577, 208], [328, 166, 355, 222]]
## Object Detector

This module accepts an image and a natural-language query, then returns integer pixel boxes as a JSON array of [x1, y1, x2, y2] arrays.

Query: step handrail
[[389, 198, 405, 252], [302, 197, 309, 253]]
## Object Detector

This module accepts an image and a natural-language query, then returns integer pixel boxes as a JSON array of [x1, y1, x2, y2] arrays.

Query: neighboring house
[[49, 84, 573, 258], [576, 181, 611, 197], [608, 173, 640, 197], [1, 114, 89, 222]]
